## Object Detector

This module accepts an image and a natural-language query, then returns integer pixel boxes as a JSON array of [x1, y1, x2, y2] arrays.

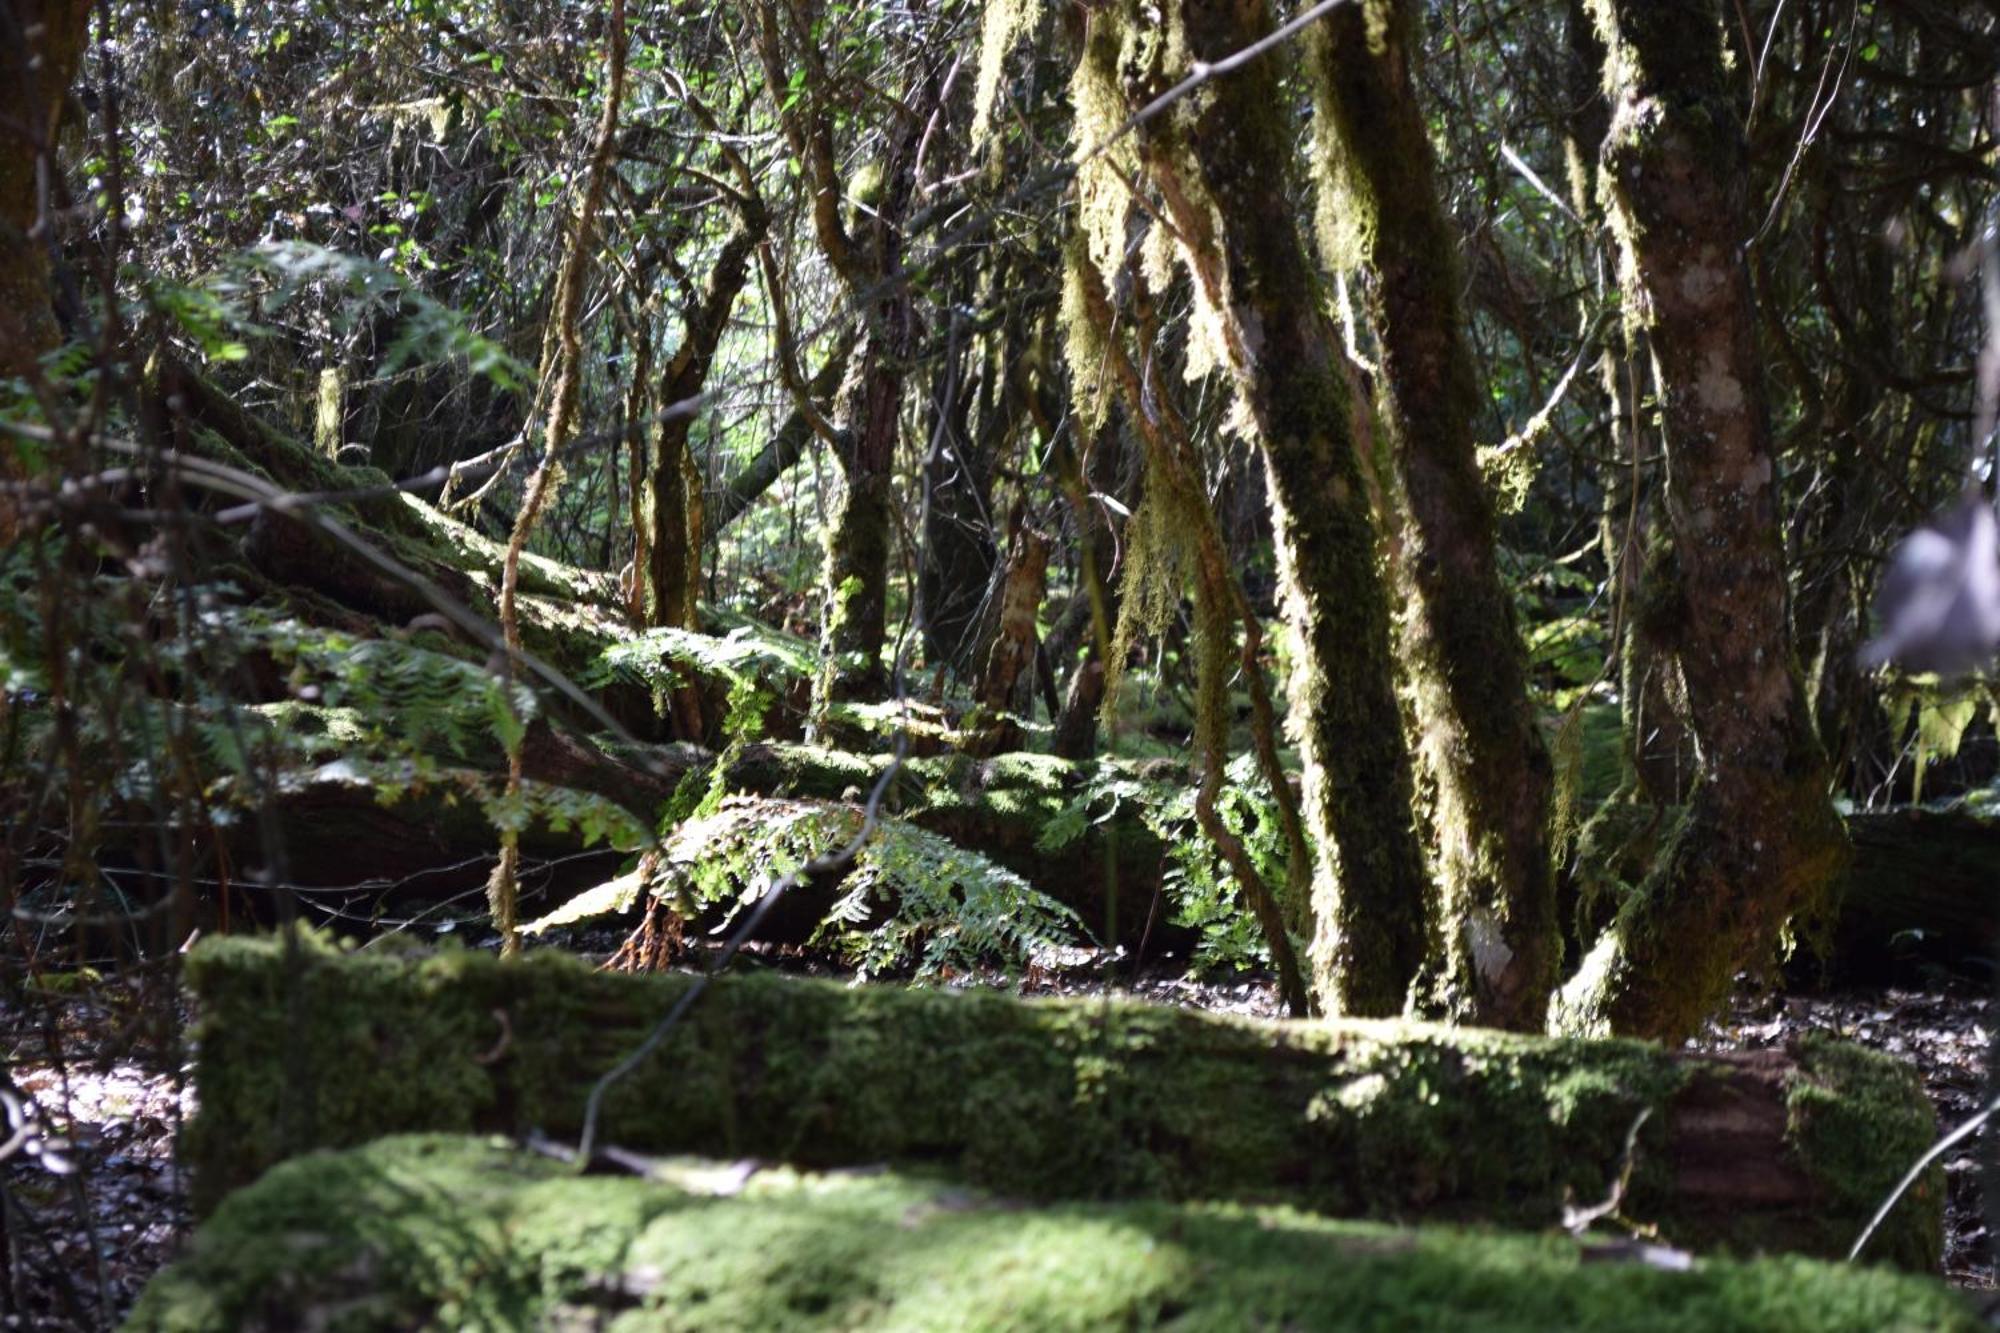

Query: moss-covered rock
[[182, 934, 1942, 1268], [130, 1134, 1976, 1332]]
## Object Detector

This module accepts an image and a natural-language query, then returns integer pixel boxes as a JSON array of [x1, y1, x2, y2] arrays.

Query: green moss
[[251, 701, 369, 754], [180, 934, 1942, 1266], [131, 1134, 1979, 1332], [1788, 1033, 1944, 1271], [817, 477, 892, 708]]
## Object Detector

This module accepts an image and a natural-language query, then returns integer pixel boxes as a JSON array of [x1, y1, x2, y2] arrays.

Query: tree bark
[[1552, 1, 1849, 1041], [643, 207, 765, 633], [0, 0, 91, 541], [1560, 0, 1691, 812], [1306, 0, 1556, 1031], [1091, 0, 1433, 1015], [755, 2, 940, 710], [918, 307, 1003, 672], [966, 518, 1049, 755], [0, 0, 86, 377]]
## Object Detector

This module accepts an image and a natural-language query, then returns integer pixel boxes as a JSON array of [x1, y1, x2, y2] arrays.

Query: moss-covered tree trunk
[[820, 341, 902, 706], [0, 0, 86, 378], [754, 1, 936, 711], [1560, 0, 1691, 812], [0, 0, 90, 540], [1048, 407, 1125, 761], [1553, 1, 1849, 1041], [1305, 0, 1556, 1031], [969, 517, 1049, 752], [642, 209, 764, 635], [1087, 2, 1432, 1015], [918, 294, 1007, 673], [816, 102, 936, 708]]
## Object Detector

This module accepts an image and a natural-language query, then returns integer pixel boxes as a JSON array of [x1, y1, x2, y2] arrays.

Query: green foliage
[[1039, 754, 1290, 973], [539, 796, 1085, 980], [161, 241, 529, 391], [1880, 677, 1994, 806], [591, 623, 812, 741], [672, 796, 1084, 979], [0, 539, 640, 934], [263, 619, 535, 761], [1504, 548, 1605, 698]]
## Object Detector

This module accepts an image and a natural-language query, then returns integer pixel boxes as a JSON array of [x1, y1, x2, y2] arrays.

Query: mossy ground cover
[[182, 933, 1942, 1268], [128, 1134, 1976, 1332]]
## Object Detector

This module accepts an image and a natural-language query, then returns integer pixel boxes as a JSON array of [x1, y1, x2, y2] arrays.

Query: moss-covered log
[[182, 934, 1943, 1269], [133, 1133, 1974, 1332], [1554, 0, 1849, 1041], [152, 351, 626, 679]]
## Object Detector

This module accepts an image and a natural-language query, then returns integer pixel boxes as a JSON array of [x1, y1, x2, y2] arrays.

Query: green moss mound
[[181, 934, 1942, 1268], [129, 1134, 1975, 1332]]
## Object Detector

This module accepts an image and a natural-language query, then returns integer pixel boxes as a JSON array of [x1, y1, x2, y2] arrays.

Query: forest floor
[[0, 953, 1990, 1329]]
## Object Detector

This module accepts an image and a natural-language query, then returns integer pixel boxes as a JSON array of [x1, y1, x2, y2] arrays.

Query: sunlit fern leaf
[[536, 795, 1085, 980]]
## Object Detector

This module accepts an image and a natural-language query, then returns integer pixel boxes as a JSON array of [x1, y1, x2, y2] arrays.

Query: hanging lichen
[[1305, 29, 1369, 279], [1100, 462, 1188, 718], [1066, 15, 1139, 285], [972, 0, 1043, 151], [1058, 238, 1117, 434]]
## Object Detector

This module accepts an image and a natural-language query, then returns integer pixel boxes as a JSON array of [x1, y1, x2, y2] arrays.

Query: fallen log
[[1833, 807, 2000, 982], [130, 1134, 1977, 1332], [243, 737, 2000, 985], [232, 740, 1173, 946], [1572, 800, 2000, 984], [182, 933, 1944, 1268]]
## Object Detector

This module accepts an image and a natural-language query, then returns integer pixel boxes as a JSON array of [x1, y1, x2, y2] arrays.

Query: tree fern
[[529, 796, 1086, 980]]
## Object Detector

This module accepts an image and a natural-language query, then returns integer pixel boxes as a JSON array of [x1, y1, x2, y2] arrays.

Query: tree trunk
[[1045, 394, 1129, 762], [1552, 1, 1849, 1041], [1306, 0, 1556, 1031], [1091, 0, 1433, 1015], [816, 315, 904, 711], [819, 457, 895, 704], [0, 0, 90, 540], [813, 90, 938, 710], [644, 209, 764, 633], [918, 310, 1002, 673], [1574, 798, 2000, 987], [966, 518, 1050, 755], [1560, 0, 1692, 812], [0, 0, 86, 377], [753, 1, 935, 711]]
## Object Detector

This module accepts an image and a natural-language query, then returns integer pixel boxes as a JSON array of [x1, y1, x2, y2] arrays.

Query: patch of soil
[[2, 982, 192, 1332]]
